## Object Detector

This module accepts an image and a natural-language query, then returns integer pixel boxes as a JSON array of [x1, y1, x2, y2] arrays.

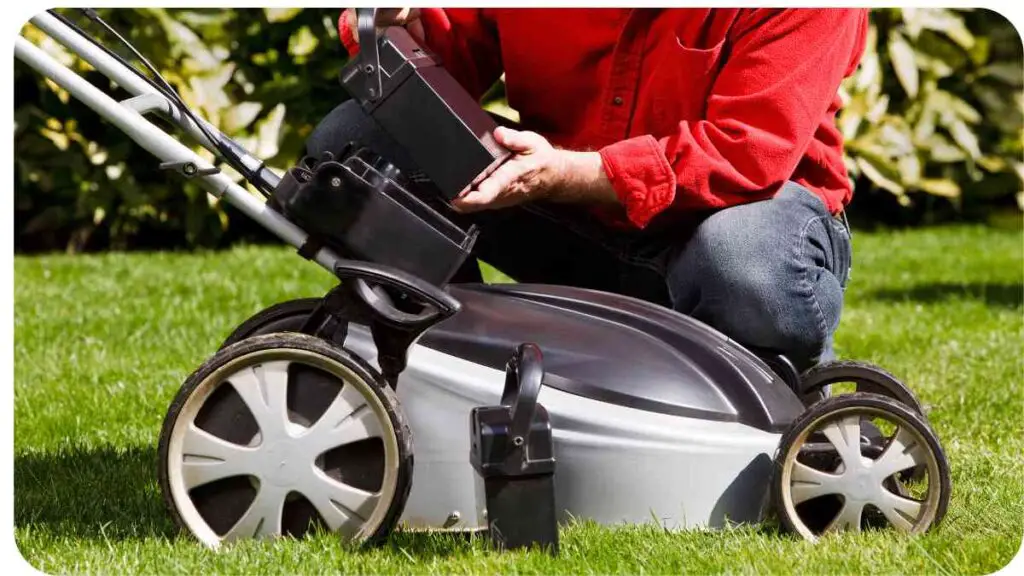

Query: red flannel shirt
[[340, 8, 868, 229]]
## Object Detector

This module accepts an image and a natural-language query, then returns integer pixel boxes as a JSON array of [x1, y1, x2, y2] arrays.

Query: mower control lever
[[355, 7, 383, 101], [470, 343, 558, 554], [333, 259, 461, 325]]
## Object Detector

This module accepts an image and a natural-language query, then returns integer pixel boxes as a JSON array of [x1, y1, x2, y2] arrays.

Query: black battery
[[339, 24, 510, 200]]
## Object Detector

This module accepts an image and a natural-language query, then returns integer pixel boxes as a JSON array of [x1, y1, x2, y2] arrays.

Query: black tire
[[799, 360, 926, 416], [771, 392, 951, 542], [158, 332, 413, 548], [221, 298, 324, 349]]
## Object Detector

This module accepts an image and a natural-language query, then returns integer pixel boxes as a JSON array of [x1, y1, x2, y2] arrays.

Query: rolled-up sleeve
[[598, 136, 677, 229]]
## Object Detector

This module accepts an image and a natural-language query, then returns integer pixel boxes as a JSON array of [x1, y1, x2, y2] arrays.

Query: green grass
[[14, 225, 1024, 574]]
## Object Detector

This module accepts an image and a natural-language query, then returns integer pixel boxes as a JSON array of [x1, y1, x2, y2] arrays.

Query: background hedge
[[14, 8, 1023, 253]]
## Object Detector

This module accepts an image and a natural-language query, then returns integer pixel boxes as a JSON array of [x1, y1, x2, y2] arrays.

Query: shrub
[[15, 8, 348, 252], [838, 8, 1023, 224]]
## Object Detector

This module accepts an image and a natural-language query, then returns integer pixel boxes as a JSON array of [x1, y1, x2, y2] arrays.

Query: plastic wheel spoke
[[222, 484, 288, 541], [820, 414, 864, 470], [790, 461, 844, 505], [180, 423, 258, 489], [310, 404, 383, 455], [824, 499, 865, 533], [305, 472, 380, 535], [872, 426, 927, 480], [874, 488, 923, 531], [227, 362, 291, 442], [306, 384, 368, 439]]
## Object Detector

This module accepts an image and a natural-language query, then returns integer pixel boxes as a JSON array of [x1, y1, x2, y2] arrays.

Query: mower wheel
[[158, 332, 413, 549], [799, 360, 926, 416], [221, 298, 323, 349], [772, 392, 950, 542]]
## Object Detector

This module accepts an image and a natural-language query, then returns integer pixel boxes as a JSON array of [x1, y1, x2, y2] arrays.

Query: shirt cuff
[[598, 135, 677, 229]]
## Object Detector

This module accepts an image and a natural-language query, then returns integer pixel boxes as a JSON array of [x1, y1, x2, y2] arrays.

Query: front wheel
[[772, 392, 950, 542], [158, 332, 413, 548]]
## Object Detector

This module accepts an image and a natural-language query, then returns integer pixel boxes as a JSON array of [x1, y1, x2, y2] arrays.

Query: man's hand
[[343, 8, 424, 44], [452, 127, 619, 213]]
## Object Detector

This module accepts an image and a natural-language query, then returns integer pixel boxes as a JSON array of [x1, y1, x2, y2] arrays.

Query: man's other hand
[[452, 127, 619, 213]]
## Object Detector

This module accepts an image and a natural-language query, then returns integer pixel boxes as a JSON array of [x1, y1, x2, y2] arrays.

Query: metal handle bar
[[15, 30, 343, 279]]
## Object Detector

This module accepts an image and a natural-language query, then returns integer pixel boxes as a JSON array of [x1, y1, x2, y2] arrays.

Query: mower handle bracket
[[300, 259, 461, 388]]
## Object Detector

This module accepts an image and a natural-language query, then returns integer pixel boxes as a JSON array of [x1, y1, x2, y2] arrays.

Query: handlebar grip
[[333, 258, 461, 328]]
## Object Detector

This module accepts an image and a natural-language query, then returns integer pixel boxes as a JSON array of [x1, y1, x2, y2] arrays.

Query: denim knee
[[667, 184, 851, 367]]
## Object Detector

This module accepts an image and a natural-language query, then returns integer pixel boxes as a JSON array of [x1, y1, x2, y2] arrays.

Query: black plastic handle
[[355, 8, 383, 101], [333, 259, 461, 328], [501, 343, 545, 449]]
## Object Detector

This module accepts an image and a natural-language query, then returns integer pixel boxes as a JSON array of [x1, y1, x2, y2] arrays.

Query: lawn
[[13, 224, 1024, 574]]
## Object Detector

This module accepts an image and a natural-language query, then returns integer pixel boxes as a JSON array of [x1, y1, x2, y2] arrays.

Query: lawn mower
[[16, 8, 951, 554]]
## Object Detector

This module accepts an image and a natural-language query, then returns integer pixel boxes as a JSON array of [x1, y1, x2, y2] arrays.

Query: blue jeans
[[665, 183, 853, 371], [307, 101, 853, 371]]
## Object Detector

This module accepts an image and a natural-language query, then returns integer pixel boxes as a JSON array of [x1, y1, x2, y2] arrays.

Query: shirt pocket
[[646, 37, 727, 131]]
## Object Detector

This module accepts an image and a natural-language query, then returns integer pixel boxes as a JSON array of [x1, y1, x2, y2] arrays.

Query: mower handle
[[501, 343, 545, 449]]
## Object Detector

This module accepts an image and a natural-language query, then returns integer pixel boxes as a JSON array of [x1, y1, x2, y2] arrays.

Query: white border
[[3, 2, 1023, 575]]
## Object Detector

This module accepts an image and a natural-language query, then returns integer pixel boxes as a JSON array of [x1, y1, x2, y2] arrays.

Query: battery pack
[[340, 26, 510, 199]]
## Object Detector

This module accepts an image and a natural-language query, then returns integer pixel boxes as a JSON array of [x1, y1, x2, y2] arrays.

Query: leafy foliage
[[837, 8, 1023, 221], [15, 8, 350, 252], [13, 8, 1024, 253]]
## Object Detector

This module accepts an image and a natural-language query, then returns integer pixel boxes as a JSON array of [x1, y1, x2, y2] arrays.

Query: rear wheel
[[799, 360, 925, 415], [222, 298, 323, 349], [158, 332, 413, 549]]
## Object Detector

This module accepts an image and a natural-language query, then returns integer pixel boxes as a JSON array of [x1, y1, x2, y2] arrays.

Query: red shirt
[[340, 8, 869, 229]]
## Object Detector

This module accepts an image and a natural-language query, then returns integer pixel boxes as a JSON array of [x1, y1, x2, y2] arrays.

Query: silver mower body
[[340, 283, 802, 531]]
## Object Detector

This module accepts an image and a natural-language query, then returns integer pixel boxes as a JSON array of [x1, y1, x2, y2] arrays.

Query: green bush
[[13, 8, 1024, 253], [838, 8, 1023, 224], [15, 8, 349, 252]]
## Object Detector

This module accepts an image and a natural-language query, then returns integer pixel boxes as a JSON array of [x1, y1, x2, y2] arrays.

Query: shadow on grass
[[14, 444, 175, 541], [866, 282, 1022, 309], [14, 444, 487, 557]]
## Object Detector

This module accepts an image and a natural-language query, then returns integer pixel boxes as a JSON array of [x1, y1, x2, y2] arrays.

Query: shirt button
[[612, 96, 624, 106]]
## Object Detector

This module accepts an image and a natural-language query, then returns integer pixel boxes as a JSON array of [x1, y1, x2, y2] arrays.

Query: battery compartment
[[271, 147, 477, 287]]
